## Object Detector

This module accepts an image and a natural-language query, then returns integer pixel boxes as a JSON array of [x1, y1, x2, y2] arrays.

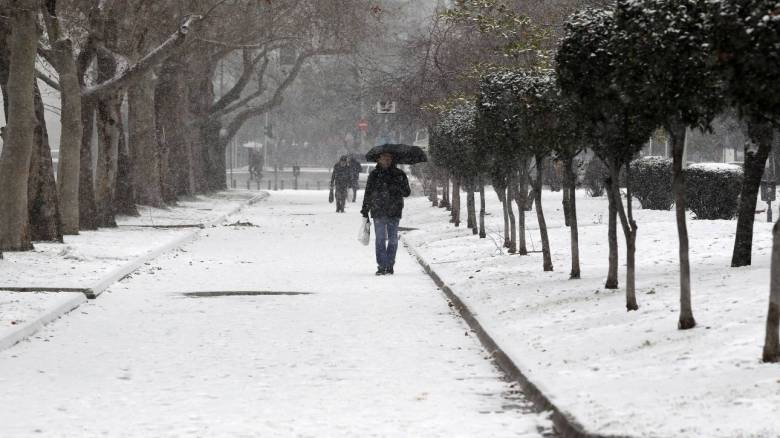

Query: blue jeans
[[374, 217, 400, 270]]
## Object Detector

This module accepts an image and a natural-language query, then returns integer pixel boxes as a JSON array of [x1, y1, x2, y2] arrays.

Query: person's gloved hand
[[361, 210, 369, 218]]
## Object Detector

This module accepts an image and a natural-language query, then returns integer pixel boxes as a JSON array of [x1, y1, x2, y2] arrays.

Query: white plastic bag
[[357, 217, 371, 246]]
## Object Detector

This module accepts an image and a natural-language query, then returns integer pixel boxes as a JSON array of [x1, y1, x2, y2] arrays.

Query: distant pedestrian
[[330, 155, 352, 213], [349, 156, 361, 202], [360, 152, 411, 275]]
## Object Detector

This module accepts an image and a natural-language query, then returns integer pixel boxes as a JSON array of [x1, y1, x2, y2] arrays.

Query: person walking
[[349, 156, 361, 202], [360, 152, 411, 275], [330, 155, 352, 213]]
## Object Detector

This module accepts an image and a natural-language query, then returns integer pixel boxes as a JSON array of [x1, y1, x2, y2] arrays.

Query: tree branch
[[83, 14, 200, 100]]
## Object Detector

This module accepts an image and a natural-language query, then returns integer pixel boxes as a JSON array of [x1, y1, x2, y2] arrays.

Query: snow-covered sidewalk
[[0, 191, 262, 352], [403, 189, 779, 438], [0, 191, 550, 437]]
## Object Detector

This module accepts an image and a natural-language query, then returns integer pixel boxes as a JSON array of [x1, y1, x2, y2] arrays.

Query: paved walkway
[[0, 191, 548, 437]]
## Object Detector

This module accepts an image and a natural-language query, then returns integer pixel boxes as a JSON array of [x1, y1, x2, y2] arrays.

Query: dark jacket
[[361, 166, 411, 219], [331, 161, 352, 190]]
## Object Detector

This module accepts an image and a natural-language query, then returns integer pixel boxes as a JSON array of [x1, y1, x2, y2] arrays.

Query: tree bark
[[609, 158, 639, 311], [605, 175, 619, 289], [114, 112, 138, 216], [669, 121, 696, 330], [94, 92, 120, 227], [466, 178, 477, 233], [506, 184, 517, 254], [452, 177, 461, 227], [479, 177, 486, 239], [0, 3, 37, 251], [565, 157, 580, 279], [535, 155, 553, 271], [28, 82, 63, 242], [52, 40, 83, 235], [496, 181, 510, 248], [78, 99, 98, 230], [763, 220, 780, 362], [731, 120, 772, 267], [441, 172, 450, 209], [128, 74, 164, 207], [157, 57, 194, 198], [516, 164, 529, 255], [429, 170, 438, 206]]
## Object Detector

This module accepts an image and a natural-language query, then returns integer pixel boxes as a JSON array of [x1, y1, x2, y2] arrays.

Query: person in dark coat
[[349, 157, 361, 202], [331, 155, 352, 213], [360, 152, 411, 275]]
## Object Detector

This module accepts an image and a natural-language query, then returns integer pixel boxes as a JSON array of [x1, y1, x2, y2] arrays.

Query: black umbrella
[[366, 144, 428, 165]]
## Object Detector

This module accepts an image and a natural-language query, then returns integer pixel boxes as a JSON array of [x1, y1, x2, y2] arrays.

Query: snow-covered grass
[[404, 188, 779, 437]]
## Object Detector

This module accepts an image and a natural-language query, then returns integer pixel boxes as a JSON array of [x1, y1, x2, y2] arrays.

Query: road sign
[[376, 101, 397, 114]]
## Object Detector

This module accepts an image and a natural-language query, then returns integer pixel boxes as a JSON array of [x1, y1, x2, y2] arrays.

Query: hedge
[[684, 163, 743, 219], [630, 156, 673, 210]]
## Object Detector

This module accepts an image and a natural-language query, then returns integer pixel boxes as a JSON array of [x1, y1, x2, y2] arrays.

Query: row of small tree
[[424, 0, 780, 363]]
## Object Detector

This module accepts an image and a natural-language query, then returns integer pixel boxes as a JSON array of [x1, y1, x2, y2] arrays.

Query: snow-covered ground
[[0, 191, 550, 437], [403, 188, 779, 438], [0, 192, 258, 290]]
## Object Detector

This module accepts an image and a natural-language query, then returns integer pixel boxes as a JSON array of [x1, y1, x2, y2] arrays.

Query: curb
[[402, 236, 626, 438], [0, 192, 268, 351], [0, 293, 87, 352], [85, 191, 269, 298]]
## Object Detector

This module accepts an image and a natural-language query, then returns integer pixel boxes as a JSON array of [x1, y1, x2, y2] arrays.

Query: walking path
[[0, 191, 550, 437]]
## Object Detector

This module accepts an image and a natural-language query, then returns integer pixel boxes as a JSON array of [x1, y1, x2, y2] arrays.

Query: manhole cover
[[181, 291, 314, 298]]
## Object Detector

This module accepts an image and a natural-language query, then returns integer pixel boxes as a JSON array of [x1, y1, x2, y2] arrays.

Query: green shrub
[[583, 157, 608, 197], [629, 156, 673, 210], [684, 163, 743, 219]]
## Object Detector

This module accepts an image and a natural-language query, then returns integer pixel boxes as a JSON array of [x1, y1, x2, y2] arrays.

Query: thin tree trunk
[[28, 82, 63, 242], [128, 75, 164, 207], [517, 164, 530, 255], [610, 159, 638, 311], [0, 4, 37, 251], [506, 184, 517, 254], [479, 177, 486, 239], [467, 178, 477, 233], [452, 177, 461, 227], [94, 92, 120, 227], [669, 122, 696, 330], [606, 175, 619, 289], [429, 170, 438, 206], [535, 155, 553, 271], [442, 172, 450, 209], [497, 182, 510, 248], [732, 120, 772, 267], [763, 219, 780, 362], [565, 157, 580, 279]]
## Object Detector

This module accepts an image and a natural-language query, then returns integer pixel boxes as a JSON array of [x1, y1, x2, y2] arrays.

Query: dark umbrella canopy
[[365, 143, 428, 165]]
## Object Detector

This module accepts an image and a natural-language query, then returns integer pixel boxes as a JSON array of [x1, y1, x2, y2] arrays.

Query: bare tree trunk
[[479, 177, 486, 239], [28, 83, 63, 242], [732, 120, 772, 267], [763, 220, 780, 362], [157, 57, 193, 198], [78, 100, 98, 230], [517, 164, 529, 255], [565, 157, 580, 279], [506, 184, 517, 254], [94, 92, 120, 227], [185, 56, 214, 193], [53, 41, 83, 235], [429, 170, 438, 206], [128, 75, 164, 207], [606, 175, 619, 289], [441, 172, 450, 209], [467, 178, 477, 233], [535, 155, 553, 271], [452, 177, 461, 227], [610, 159, 639, 311], [496, 182, 510, 248], [114, 113, 138, 216], [669, 122, 696, 330], [0, 4, 37, 251]]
